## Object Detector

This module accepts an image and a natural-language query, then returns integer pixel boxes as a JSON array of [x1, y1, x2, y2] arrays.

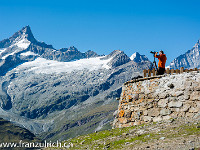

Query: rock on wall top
[[113, 71, 200, 128]]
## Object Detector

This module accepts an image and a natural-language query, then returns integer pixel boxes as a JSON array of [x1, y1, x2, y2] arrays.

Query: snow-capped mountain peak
[[0, 26, 36, 59], [10, 25, 36, 44], [0, 26, 140, 76], [0, 26, 55, 62], [16, 56, 112, 74], [130, 52, 150, 63], [169, 39, 200, 69]]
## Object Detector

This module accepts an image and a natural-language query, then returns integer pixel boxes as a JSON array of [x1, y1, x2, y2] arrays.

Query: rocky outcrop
[[37, 46, 99, 62], [113, 71, 200, 128]]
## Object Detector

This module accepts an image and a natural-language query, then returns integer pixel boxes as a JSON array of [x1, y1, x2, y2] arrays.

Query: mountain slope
[[0, 117, 41, 149], [169, 39, 200, 69], [0, 26, 152, 141], [46, 118, 199, 150]]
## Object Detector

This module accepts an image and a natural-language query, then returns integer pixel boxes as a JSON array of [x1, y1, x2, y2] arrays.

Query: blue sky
[[0, 0, 200, 65]]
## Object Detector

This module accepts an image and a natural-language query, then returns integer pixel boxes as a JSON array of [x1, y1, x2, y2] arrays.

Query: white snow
[[2, 51, 17, 59], [130, 52, 137, 60], [11, 31, 31, 49], [20, 51, 38, 56], [16, 56, 112, 74], [0, 48, 6, 55], [14, 38, 30, 49]]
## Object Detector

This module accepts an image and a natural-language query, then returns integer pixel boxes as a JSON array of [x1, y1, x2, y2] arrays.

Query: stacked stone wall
[[113, 72, 200, 128]]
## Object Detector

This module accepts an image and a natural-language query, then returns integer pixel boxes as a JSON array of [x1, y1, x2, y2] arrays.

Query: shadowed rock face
[[0, 26, 152, 140], [0, 117, 41, 145]]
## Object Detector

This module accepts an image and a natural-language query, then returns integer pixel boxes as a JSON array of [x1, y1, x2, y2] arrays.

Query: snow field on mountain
[[16, 56, 112, 74], [13, 38, 30, 49], [20, 51, 38, 56]]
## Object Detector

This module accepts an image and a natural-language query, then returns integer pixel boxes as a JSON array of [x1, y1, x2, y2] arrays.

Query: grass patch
[[44, 121, 200, 150]]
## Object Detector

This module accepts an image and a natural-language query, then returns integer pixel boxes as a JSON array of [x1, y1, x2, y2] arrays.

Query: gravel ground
[[122, 117, 200, 150]]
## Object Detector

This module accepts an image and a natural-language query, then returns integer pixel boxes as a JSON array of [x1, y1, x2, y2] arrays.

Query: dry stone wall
[[113, 72, 200, 128]]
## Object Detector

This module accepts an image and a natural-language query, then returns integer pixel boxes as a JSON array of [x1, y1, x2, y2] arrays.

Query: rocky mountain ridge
[[169, 39, 200, 69], [0, 26, 101, 76]]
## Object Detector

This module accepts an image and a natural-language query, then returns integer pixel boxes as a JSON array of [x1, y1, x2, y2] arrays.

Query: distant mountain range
[[169, 39, 200, 69], [0, 26, 152, 141]]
